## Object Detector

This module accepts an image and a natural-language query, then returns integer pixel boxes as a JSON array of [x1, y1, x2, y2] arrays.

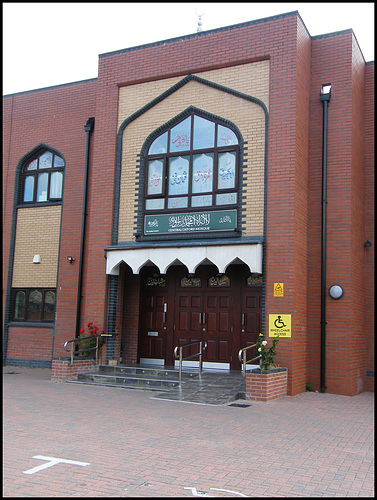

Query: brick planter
[[51, 358, 99, 382], [245, 368, 288, 402]]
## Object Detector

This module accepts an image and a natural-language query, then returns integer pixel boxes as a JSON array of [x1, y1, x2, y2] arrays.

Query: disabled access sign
[[268, 314, 291, 337]]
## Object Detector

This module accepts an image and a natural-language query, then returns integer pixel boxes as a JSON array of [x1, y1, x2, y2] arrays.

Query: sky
[[2, 2, 375, 96]]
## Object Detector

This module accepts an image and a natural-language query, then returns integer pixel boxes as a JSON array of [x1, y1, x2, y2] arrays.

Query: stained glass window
[[22, 151, 64, 204], [12, 288, 56, 322], [208, 275, 231, 287], [145, 113, 239, 217], [180, 276, 202, 287]]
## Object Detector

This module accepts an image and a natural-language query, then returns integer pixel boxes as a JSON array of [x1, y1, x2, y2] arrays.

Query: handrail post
[[199, 341, 203, 375], [95, 336, 99, 365], [242, 350, 246, 377], [71, 341, 74, 366], [179, 348, 182, 386]]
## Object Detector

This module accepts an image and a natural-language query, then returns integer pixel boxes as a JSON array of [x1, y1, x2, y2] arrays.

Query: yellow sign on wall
[[269, 314, 291, 337], [274, 283, 284, 297]]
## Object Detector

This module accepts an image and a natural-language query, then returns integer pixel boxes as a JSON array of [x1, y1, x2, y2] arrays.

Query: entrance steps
[[67, 364, 199, 392], [67, 363, 246, 405]]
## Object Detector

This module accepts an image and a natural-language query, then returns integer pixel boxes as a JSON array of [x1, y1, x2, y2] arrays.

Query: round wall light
[[329, 284, 343, 299]]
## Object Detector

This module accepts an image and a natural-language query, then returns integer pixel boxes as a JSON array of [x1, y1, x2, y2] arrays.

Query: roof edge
[[99, 11, 299, 58], [3, 77, 97, 98]]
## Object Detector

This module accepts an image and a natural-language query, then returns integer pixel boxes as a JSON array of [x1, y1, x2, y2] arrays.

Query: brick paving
[[3, 366, 374, 497]]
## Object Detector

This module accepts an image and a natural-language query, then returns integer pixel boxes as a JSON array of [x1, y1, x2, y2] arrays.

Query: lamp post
[[320, 84, 331, 393]]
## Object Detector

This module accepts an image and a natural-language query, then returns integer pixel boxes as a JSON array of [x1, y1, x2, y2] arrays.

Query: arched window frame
[[21, 149, 65, 205], [143, 110, 241, 218]]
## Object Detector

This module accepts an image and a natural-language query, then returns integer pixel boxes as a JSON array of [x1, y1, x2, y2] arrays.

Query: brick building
[[3, 11, 374, 396]]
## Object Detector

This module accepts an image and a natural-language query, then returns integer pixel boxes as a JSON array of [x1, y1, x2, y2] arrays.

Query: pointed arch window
[[22, 151, 64, 204], [145, 113, 239, 213]]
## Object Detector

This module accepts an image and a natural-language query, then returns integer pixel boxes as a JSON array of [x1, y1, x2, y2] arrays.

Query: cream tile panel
[[12, 206, 61, 288], [117, 61, 269, 242], [117, 60, 269, 128]]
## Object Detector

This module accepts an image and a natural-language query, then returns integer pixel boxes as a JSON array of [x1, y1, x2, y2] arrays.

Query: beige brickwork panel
[[117, 63, 269, 242], [117, 61, 269, 129], [118, 83, 265, 241], [12, 206, 61, 288]]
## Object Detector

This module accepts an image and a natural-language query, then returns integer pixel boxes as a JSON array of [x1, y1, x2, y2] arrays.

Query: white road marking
[[210, 487, 247, 496], [184, 486, 212, 497], [23, 455, 90, 475], [184, 486, 247, 497]]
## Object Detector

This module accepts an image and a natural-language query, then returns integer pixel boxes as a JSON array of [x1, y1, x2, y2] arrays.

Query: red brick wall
[[51, 358, 99, 382], [6, 326, 54, 362], [264, 16, 312, 396], [245, 369, 288, 402], [364, 62, 375, 392], [120, 270, 140, 363], [3, 80, 97, 360], [307, 32, 369, 395]]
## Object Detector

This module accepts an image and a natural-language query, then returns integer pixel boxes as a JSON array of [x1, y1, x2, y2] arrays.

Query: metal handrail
[[64, 334, 115, 366], [173, 339, 208, 386], [238, 343, 261, 377]]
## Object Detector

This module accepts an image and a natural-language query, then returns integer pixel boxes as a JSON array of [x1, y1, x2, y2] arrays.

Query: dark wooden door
[[173, 290, 233, 365], [239, 287, 262, 366], [174, 291, 204, 358], [138, 289, 168, 361], [203, 291, 233, 364]]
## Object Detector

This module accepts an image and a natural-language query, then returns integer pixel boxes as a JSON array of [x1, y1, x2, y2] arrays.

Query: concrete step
[[67, 364, 246, 404], [97, 364, 199, 380], [66, 364, 199, 392]]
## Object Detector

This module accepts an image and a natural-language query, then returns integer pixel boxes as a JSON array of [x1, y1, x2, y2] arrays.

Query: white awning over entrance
[[105, 243, 263, 275]]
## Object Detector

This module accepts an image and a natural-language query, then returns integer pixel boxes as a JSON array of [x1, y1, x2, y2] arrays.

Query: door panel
[[240, 288, 262, 364], [202, 292, 233, 363], [138, 290, 167, 361]]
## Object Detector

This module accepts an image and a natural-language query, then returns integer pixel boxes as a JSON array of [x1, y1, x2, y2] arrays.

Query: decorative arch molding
[[105, 243, 263, 276], [16, 142, 65, 177], [111, 74, 269, 245]]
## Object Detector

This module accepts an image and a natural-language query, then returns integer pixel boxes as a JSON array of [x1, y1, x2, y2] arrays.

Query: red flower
[[87, 322, 93, 327], [101, 330, 104, 335], [80, 328, 85, 334], [94, 325, 99, 331]]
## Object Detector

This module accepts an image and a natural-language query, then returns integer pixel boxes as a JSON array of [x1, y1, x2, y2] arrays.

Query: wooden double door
[[138, 265, 262, 369]]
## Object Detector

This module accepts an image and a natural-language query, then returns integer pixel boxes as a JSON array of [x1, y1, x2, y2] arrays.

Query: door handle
[[202, 313, 206, 325], [163, 303, 167, 324], [241, 313, 245, 326]]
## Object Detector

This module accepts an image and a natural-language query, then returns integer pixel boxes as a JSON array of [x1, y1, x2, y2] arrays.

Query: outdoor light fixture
[[329, 284, 344, 300], [32, 254, 41, 264], [67, 256, 75, 264], [365, 240, 372, 248], [320, 83, 332, 101]]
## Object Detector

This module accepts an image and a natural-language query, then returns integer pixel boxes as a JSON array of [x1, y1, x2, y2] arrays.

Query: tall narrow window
[[22, 151, 64, 204], [144, 113, 239, 214]]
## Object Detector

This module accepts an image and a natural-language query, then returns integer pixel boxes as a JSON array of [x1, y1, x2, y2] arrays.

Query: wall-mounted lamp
[[67, 256, 75, 264], [32, 254, 41, 264], [329, 284, 344, 300], [320, 83, 332, 101], [364, 240, 372, 248]]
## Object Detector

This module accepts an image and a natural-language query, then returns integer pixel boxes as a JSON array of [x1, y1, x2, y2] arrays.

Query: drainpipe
[[75, 117, 95, 337], [319, 84, 331, 393]]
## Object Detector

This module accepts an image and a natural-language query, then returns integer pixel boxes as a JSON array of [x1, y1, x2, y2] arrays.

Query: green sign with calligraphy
[[144, 210, 237, 235]]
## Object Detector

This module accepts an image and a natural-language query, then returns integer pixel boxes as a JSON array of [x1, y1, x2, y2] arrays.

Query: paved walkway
[[3, 366, 374, 497]]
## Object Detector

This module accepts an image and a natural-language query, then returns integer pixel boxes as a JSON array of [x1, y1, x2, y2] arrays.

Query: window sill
[[8, 322, 54, 328]]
